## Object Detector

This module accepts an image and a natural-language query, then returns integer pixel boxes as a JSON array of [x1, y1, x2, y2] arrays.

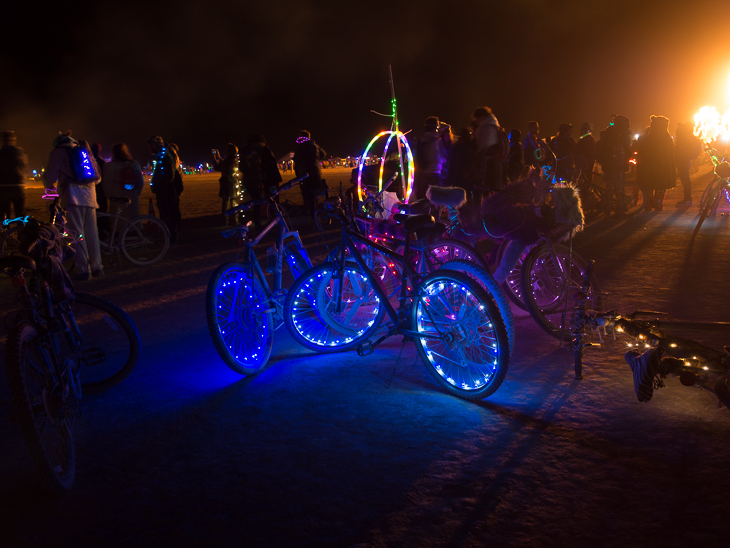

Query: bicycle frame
[[332, 222, 444, 342], [236, 206, 307, 298]]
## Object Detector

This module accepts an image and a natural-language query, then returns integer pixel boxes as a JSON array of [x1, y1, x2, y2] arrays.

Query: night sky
[[2, 0, 729, 168]]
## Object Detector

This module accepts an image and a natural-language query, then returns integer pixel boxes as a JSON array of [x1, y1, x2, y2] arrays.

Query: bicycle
[[206, 175, 312, 375], [693, 153, 730, 236], [424, 181, 599, 342], [284, 202, 510, 401], [571, 261, 730, 408], [2, 218, 141, 492], [96, 197, 170, 266]]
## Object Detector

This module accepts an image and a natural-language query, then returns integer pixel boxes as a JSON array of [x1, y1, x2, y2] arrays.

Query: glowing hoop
[[357, 130, 415, 202]]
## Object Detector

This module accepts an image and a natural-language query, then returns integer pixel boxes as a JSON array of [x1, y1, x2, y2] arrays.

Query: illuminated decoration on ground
[[356, 130, 415, 202]]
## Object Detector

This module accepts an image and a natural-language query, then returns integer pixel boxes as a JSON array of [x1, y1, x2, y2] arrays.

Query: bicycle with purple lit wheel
[[205, 175, 312, 375], [284, 201, 510, 401]]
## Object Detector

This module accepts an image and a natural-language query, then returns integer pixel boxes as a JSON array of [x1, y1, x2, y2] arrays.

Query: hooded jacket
[[473, 114, 500, 153], [44, 141, 100, 208]]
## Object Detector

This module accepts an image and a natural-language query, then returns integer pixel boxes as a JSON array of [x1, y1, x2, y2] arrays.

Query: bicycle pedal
[[357, 340, 374, 357]]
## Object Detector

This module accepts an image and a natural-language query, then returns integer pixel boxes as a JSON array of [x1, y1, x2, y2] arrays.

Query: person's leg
[[156, 187, 177, 242], [0, 188, 11, 220], [493, 240, 527, 284], [10, 186, 26, 218], [603, 174, 616, 217], [65, 205, 90, 276], [82, 207, 103, 275], [678, 168, 692, 204]]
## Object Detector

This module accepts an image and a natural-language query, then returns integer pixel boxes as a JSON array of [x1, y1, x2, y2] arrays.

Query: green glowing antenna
[[389, 65, 407, 198]]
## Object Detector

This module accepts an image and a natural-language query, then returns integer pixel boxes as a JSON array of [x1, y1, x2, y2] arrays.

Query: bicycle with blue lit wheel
[[205, 175, 312, 375], [284, 199, 510, 401]]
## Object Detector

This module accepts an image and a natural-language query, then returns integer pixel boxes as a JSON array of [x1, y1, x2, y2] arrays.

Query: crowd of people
[[412, 108, 704, 219], [0, 111, 709, 281]]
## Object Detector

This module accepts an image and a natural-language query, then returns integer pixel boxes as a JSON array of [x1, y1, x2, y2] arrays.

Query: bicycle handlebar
[[225, 174, 309, 216]]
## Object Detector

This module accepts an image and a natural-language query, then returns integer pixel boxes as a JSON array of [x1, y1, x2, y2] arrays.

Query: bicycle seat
[[0, 254, 36, 273], [415, 222, 447, 241], [398, 199, 432, 215], [392, 213, 435, 233]]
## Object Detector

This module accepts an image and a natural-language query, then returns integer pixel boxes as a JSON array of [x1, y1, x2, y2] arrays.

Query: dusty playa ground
[[1, 166, 729, 547]]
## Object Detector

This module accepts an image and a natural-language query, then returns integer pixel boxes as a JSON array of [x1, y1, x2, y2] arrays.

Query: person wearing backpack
[[44, 131, 103, 280], [674, 122, 702, 206], [471, 106, 508, 198], [147, 135, 180, 243], [103, 143, 145, 219]]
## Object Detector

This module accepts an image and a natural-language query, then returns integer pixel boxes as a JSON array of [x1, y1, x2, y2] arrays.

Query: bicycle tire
[[0, 225, 21, 255], [68, 292, 142, 393], [440, 259, 516, 356], [422, 238, 489, 271], [699, 179, 718, 213], [284, 262, 384, 353], [520, 243, 601, 340], [501, 253, 528, 310], [6, 321, 76, 492], [695, 185, 721, 235], [206, 262, 274, 375], [412, 270, 510, 401], [120, 215, 170, 266]]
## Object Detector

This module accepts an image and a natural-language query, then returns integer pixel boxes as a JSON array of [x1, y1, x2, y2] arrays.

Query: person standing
[[574, 122, 597, 184], [674, 122, 702, 206], [44, 132, 103, 279], [294, 130, 325, 216], [597, 115, 632, 218], [549, 124, 576, 180], [414, 116, 452, 200], [91, 143, 109, 239], [635, 115, 676, 211], [240, 134, 282, 228], [445, 127, 475, 202], [103, 143, 145, 219], [506, 128, 524, 183], [472, 106, 506, 196], [212, 143, 239, 226], [0, 130, 28, 220], [522, 121, 543, 168], [169, 143, 184, 237], [147, 135, 180, 242]]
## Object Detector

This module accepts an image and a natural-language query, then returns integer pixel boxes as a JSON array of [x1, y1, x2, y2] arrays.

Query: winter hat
[[53, 131, 77, 148], [424, 116, 439, 130], [650, 115, 670, 131], [146, 135, 164, 146], [580, 122, 593, 134], [558, 123, 573, 133], [611, 115, 630, 132]]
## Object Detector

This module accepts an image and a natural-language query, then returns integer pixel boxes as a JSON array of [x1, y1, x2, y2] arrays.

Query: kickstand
[[388, 339, 407, 388]]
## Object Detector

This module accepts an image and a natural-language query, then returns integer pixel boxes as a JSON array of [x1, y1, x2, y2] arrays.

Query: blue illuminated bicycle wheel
[[284, 262, 384, 353], [413, 270, 509, 401], [206, 262, 273, 375]]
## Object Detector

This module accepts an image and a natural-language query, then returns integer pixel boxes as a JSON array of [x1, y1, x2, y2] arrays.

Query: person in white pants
[[44, 132, 104, 280]]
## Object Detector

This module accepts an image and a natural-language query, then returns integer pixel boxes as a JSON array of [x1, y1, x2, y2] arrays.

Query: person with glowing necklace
[[147, 135, 180, 243]]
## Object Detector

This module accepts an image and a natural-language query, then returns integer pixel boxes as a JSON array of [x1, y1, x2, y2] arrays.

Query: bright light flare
[[693, 106, 730, 144]]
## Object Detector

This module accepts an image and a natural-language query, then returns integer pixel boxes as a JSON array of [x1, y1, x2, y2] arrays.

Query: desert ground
[[1, 165, 729, 547]]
